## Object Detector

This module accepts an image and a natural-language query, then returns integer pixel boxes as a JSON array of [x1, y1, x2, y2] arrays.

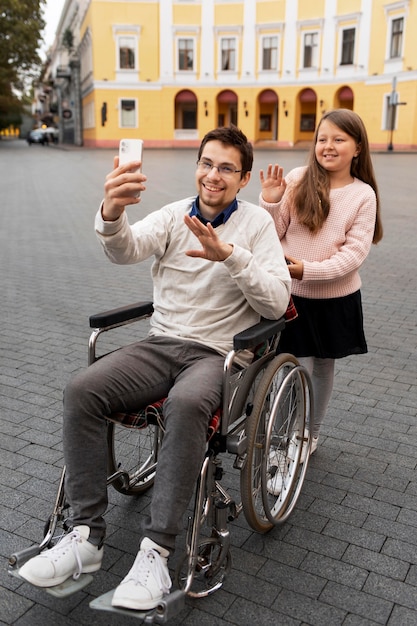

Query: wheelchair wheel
[[175, 537, 232, 598], [107, 421, 162, 496], [240, 353, 313, 532]]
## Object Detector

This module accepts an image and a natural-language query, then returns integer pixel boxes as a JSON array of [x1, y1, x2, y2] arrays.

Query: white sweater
[[95, 197, 291, 357], [260, 167, 377, 299]]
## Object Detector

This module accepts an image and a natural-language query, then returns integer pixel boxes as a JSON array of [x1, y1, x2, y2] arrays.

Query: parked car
[[27, 129, 48, 145], [43, 127, 59, 144]]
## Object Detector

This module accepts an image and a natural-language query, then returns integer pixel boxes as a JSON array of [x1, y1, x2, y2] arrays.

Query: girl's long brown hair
[[292, 109, 383, 243]]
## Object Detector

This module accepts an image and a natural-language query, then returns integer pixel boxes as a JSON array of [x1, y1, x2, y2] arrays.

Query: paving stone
[[319, 580, 393, 624], [302, 552, 368, 590], [387, 605, 417, 626], [364, 572, 417, 611], [0, 587, 34, 624], [225, 595, 299, 625], [272, 588, 347, 625], [323, 519, 385, 552], [343, 544, 410, 580]]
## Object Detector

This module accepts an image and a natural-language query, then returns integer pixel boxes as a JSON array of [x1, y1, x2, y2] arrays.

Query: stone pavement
[[0, 138, 416, 625]]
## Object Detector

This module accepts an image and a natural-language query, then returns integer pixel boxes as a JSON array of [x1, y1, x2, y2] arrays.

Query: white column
[[200, 0, 214, 81], [358, 0, 372, 72], [241, 0, 256, 81], [322, 0, 337, 75], [282, 0, 298, 79], [160, 0, 173, 80]]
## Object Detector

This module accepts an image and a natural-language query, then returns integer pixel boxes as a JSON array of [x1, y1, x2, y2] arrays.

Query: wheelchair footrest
[[8, 567, 94, 597], [90, 588, 185, 624]]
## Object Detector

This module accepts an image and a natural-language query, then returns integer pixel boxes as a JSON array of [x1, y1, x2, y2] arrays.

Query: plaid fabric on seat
[[284, 296, 298, 322], [108, 399, 221, 441], [109, 398, 166, 430]]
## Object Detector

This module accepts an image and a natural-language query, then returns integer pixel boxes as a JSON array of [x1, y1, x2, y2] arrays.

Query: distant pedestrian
[[259, 109, 383, 471]]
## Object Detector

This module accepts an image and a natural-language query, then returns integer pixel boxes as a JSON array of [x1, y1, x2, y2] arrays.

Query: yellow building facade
[[50, 0, 417, 149]]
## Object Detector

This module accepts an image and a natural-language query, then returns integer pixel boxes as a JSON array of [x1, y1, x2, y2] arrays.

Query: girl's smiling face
[[315, 119, 360, 180]]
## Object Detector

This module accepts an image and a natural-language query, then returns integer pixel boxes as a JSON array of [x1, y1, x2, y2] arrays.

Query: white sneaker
[[267, 433, 298, 496], [267, 429, 314, 496], [19, 525, 103, 587], [300, 435, 319, 464], [111, 537, 172, 611], [267, 454, 292, 496]]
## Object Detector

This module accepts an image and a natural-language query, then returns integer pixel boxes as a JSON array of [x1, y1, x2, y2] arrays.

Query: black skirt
[[279, 290, 367, 359]]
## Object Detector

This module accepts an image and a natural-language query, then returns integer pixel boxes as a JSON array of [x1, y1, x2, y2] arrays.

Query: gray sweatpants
[[63, 336, 225, 552]]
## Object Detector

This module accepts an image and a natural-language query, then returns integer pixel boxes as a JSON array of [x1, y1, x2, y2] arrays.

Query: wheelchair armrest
[[233, 317, 285, 352], [89, 301, 154, 329]]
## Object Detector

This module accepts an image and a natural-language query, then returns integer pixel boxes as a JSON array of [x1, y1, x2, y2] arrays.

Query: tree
[[62, 27, 74, 53], [0, 0, 46, 132]]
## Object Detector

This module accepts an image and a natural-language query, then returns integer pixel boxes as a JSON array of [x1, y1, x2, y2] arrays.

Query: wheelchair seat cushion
[[107, 399, 221, 440]]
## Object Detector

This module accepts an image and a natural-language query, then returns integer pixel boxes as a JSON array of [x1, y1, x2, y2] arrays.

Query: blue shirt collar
[[189, 197, 238, 228]]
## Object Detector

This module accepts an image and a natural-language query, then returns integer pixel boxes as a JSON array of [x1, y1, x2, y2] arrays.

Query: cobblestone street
[[1, 139, 416, 625]]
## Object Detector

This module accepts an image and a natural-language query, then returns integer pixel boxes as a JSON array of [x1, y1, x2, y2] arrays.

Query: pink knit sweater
[[259, 166, 377, 299]]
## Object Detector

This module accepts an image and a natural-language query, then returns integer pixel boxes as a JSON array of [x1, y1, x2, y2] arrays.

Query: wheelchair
[[9, 301, 313, 624]]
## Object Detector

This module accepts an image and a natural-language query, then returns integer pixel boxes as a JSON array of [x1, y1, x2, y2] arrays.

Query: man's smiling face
[[195, 140, 250, 220]]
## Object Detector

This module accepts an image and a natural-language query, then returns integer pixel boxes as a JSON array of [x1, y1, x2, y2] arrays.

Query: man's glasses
[[196, 160, 243, 177]]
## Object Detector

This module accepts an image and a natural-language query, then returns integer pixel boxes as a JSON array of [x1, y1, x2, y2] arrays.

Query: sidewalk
[[1, 140, 417, 625]]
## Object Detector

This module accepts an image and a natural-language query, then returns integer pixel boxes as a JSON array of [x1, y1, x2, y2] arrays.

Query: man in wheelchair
[[19, 126, 291, 611]]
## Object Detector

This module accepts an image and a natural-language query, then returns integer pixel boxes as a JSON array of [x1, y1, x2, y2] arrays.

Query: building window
[[341, 28, 355, 65], [303, 32, 318, 68], [120, 99, 137, 127], [390, 17, 403, 58], [300, 114, 316, 132], [118, 36, 136, 70], [182, 108, 196, 128], [220, 38, 236, 71], [262, 36, 278, 70], [178, 38, 194, 70], [260, 114, 272, 131]]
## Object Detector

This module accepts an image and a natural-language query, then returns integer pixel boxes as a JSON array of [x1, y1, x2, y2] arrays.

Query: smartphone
[[119, 138, 143, 169], [119, 139, 143, 197]]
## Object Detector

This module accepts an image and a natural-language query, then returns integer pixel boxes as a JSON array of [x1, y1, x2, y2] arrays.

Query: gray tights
[[297, 357, 335, 438]]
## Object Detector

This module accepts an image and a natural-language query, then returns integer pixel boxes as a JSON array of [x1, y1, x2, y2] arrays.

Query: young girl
[[260, 108, 383, 460]]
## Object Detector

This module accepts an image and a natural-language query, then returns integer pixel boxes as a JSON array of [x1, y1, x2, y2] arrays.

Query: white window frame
[[113, 25, 141, 77], [176, 37, 195, 72], [260, 34, 278, 71], [116, 35, 138, 71], [219, 36, 237, 72], [340, 27, 356, 66], [302, 31, 319, 69], [388, 16, 404, 59], [383, 1, 409, 63], [119, 98, 138, 128]]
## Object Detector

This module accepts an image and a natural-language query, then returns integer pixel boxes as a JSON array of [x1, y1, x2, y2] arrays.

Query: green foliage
[[0, 0, 46, 131], [62, 28, 74, 53]]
